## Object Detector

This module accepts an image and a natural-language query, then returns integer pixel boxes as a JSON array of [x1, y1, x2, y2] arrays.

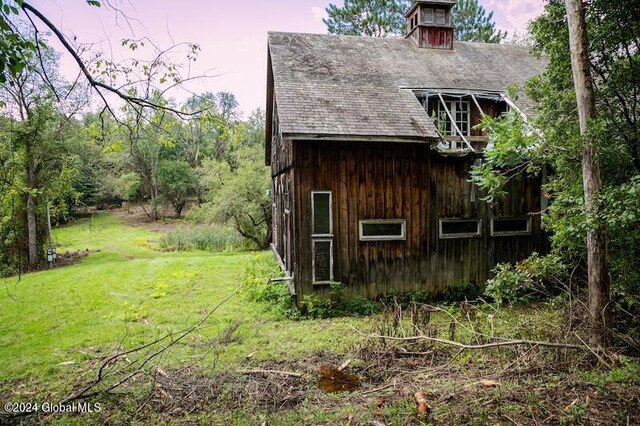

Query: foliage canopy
[[324, 0, 506, 42]]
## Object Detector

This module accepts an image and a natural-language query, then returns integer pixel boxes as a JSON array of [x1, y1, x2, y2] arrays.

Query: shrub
[[242, 253, 297, 319], [484, 253, 568, 305], [158, 225, 249, 252], [439, 282, 482, 303], [298, 282, 381, 319]]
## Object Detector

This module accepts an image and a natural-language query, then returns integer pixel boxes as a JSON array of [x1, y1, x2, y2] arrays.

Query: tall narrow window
[[435, 9, 446, 25], [312, 191, 333, 284], [312, 191, 332, 236], [312, 239, 333, 284]]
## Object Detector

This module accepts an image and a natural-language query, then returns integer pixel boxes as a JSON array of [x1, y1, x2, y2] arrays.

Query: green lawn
[[0, 214, 364, 394], [2, 213, 638, 425]]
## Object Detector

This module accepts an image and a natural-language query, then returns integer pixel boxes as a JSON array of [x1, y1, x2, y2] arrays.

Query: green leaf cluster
[[476, 0, 640, 325]]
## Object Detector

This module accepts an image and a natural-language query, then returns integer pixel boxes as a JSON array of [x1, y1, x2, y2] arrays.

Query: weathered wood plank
[[288, 140, 545, 301]]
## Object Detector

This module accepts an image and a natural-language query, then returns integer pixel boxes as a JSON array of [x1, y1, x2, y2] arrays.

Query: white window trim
[[490, 217, 532, 237], [311, 191, 333, 237], [439, 218, 482, 239], [438, 100, 471, 136], [359, 219, 407, 241], [312, 239, 333, 285]]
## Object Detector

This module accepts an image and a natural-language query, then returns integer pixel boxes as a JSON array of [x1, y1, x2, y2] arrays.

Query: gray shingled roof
[[268, 32, 545, 140]]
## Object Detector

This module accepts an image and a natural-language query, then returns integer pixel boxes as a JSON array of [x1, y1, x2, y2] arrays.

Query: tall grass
[[159, 225, 250, 252]]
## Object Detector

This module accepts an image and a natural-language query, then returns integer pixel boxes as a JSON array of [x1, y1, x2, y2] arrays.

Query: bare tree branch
[[20, 2, 199, 118]]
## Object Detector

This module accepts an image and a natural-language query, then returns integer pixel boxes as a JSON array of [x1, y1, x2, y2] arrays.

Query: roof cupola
[[405, 0, 456, 50]]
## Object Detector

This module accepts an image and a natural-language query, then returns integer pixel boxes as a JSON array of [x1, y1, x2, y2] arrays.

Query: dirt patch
[[112, 202, 197, 233], [55, 249, 96, 267], [132, 354, 350, 422]]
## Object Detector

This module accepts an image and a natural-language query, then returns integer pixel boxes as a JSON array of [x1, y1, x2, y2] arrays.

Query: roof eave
[[283, 133, 438, 144], [265, 46, 274, 166]]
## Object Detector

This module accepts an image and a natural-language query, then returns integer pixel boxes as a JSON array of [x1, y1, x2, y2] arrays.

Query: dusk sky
[[32, 0, 546, 116]]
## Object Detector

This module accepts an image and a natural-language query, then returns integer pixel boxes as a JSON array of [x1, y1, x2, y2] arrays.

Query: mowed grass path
[[0, 214, 363, 394]]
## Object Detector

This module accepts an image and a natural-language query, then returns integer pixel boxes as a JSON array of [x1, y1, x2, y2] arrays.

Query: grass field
[[0, 214, 368, 420], [1, 213, 638, 425]]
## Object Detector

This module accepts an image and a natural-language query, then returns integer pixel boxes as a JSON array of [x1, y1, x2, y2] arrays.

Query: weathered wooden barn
[[265, 0, 547, 301]]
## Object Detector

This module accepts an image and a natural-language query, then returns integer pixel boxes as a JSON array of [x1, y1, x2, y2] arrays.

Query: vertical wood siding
[[289, 141, 545, 300]]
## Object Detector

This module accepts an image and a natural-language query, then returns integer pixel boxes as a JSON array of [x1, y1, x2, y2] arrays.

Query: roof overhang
[[283, 133, 438, 144], [265, 46, 274, 166], [410, 88, 505, 101], [404, 0, 457, 18]]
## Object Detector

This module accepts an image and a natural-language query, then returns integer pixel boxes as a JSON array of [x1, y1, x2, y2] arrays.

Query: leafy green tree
[[157, 160, 196, 217], [324, 0, 410, 37], [122, 100, 181, 221], [471, 0, 640, 342], [0, 34, 85, 270], [324, 0, 506, 42], [205, 146, 271, 249], [453, 0, 506, 42]]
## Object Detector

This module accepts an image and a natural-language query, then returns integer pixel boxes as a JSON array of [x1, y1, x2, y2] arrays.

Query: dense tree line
[[0, 43, 270, 275], [324, 0, 506, 42]]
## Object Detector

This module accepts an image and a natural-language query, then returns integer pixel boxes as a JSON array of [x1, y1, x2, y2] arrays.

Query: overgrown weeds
[[158, 224, 250, 252], [242, 252, 298, 319]]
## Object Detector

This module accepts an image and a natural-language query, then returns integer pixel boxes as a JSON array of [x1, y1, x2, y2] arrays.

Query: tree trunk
[[150, 182, 159, 222], [174, 200, 185, 217], [564, 0, 610, 346], [26, 139, 38, 270]]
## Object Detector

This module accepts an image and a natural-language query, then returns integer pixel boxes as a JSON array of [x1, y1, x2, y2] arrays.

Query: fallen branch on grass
[[3, 287, 244, 421], [66, 286, 244, 402], [236, 369, 304, 378], [350, 325, 586, 351]]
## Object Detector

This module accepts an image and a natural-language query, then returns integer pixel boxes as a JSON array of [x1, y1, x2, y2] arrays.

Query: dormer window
[[437, 100, 471, 136]]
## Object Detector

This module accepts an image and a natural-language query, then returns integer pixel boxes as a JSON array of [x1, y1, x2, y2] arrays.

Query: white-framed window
[[311, 191, 332, 237], [359, 220, 406, 241], [491, 217, 532, 237], [437, 100, 471, 136], [312, 191, 333, 285], [312, 239, 333, 284], [439, 218, 482, 239]]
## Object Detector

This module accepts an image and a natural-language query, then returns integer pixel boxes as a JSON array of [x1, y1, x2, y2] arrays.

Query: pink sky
[[31, 0, 545, 116]]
